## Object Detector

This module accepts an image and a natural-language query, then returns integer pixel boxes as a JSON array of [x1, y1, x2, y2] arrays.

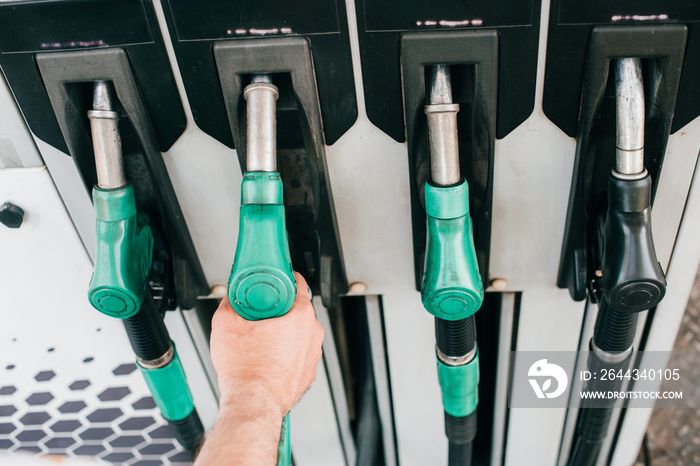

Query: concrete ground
[[636, 267, 700, 465]]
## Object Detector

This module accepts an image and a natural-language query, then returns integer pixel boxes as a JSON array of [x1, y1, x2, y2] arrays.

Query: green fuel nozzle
[[421, 65, 484, 321], [88, 186, 153, 318], [226, 75, 295, 466], [420, 65, 483, 466], [228, 76, 296, 320], [228, 171, 296, 320], [85, 81, 202, 454], [422, 180, 484, 320], [86, 81, 152, 319]]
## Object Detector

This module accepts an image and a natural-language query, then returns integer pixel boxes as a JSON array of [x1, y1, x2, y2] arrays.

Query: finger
[[213, 296, 245, 324], [313, 320, 325, 344], [294, 272, 310, 301], [219, 296, 233, 310]]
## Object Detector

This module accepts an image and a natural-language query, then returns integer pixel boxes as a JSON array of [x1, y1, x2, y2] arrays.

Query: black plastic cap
[[0, 203, 24, 228]]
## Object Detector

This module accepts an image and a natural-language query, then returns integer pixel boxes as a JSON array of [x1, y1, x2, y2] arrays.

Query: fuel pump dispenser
[[227, 75, 296, 466], [543, 1, 700, 461], [85, 82, 204, 454], [160, 0, 352, 314], [422, 65, 484, 466], [0, 1, 213, 458], [5, 1, 700, 464]]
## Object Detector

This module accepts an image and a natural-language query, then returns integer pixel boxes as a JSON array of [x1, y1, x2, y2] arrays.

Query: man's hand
[[211, 272, 324, 418], [195, 273, 324, 465]]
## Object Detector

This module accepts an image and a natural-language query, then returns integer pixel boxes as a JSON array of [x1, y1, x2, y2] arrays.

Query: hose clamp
[[591, 339, 633, 364], [137, 343, 175, 370], [436, 345, 477, 366]]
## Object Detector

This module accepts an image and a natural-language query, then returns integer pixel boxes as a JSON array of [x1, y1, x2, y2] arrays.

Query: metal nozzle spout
[[425, 65, 460, 187], [244, 74, 278, 172], [615, 58, 645, 178], [89, 81, 126, 189]]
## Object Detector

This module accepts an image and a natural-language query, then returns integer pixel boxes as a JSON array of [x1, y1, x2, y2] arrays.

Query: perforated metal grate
[[0, 357, 191, 465]]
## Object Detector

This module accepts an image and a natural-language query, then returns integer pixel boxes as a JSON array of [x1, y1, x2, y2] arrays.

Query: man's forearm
[[194, 404, 283, 465], [203, 275, 323, 464]]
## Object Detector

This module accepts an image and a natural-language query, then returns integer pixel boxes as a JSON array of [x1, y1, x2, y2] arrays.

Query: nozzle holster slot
[[401, 30, 498, 290], [36, 49, 208, 309], [557, 25, 686, 301]]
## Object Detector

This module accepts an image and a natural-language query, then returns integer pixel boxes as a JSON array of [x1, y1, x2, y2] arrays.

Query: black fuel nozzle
[[598, 173, 666, 313]]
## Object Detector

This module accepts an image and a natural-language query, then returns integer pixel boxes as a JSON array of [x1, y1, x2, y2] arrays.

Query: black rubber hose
[[448, 441, 473, 466], [436, 316, 477, 357], [124, 295, 204, 456], [568, 300, 638, 466], [445, 411, 476, 466], [122, 291, 171, 361], [168, 407, 205, 456], [567, 407, 614, 466], [592, 300, 638, 353]]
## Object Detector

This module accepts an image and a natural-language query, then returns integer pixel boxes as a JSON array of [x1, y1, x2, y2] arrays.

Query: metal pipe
[[89, 81, 126, 189], [426, 65, 461, 187], [615, 58, 645, 177], [244, 74, 278, 172]]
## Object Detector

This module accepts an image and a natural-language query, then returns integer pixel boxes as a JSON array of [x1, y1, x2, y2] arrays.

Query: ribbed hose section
[[445, 411, 476, 466], [168, 408, 204, 456], [567, 407, 614, 466], [123, 292, 171, 361], [445, 411, 477, 443], [592, 301, 638, 353], [436, 316, 477, 357]]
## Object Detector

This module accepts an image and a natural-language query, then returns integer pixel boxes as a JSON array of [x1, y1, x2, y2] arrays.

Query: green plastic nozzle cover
[[138, 347, 195, 421], [422, 179, 484, 320], [228, 172, 297, 321], [438, 353, 480, 417], [88, 185, 153, 319]]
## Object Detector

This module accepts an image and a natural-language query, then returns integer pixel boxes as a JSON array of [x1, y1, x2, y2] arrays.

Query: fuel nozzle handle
[[422, 65, 484, 320], [598, 59, 666, 313], [599, 174, 666, 312], [568, 59, 663, 466], [87, 81, 152, 318], [85, 82, 203, 455], [228, 75, 296, 321]]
